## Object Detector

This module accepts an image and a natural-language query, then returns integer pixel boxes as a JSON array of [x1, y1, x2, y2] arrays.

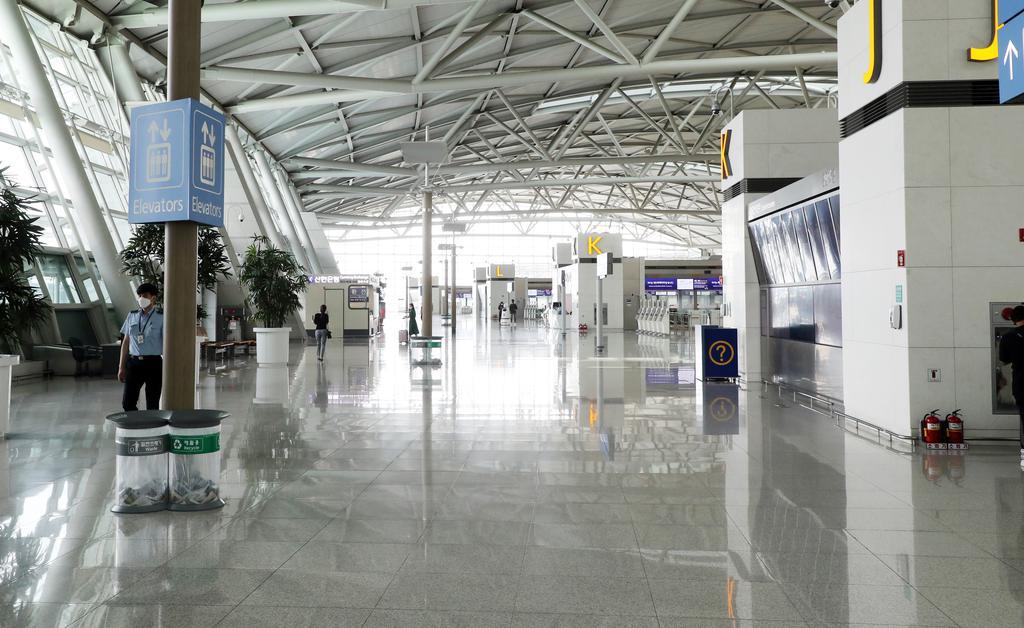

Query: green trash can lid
[[105, 410, 171, 430], [168, 409, 230, 428]]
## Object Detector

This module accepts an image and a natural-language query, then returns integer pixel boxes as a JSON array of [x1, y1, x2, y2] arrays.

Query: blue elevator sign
[[999, 13, 1024, 104], [1000, 0, 1024, 24], [128, 98, 225, 227]]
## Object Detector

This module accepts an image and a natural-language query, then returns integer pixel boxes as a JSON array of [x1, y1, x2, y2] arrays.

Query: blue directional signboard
[[999, 7, 1024, 103], [1000, 0, 1024, 24], [129, 98, 225, 227], [695, 326, 738, 380]]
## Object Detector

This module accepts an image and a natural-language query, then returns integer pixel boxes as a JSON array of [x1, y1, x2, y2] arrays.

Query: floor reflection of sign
[[702, 383, 739, 435]]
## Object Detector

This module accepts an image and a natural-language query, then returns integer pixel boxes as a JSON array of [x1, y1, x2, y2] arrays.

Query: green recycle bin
[[168, 410, 230, 511], [106, 410, 171, 514]]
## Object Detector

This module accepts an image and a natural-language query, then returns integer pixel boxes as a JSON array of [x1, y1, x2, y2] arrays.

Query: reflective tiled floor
[[3, 318, 1024, 627]]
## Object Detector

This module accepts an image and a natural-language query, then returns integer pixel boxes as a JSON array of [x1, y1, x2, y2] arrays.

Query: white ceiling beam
[[521, 8, 625, 65], [303, 174, 719, 197], [215, 51, 837, 113], [434, 152, 715, 175], [285, 157, 417, 176], [572, 0, 639, 65], [767, 0, 838, 39], [641, 0, 699, 63], [111, 0, 475, 28], [413, 0, 488, 83]]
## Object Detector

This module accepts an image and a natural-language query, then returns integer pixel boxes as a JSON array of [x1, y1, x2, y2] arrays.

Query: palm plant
[[238, 236, 307, 328], [120, 223, 232, 325], [0, 169, 51, 355], [120, 223, 233, 293]]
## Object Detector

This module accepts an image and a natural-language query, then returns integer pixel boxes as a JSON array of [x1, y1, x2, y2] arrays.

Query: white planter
[[0, 354, 20, 439], [254, 327, 291, 365]]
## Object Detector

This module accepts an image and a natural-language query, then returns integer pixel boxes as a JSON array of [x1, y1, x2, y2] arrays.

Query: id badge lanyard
[[137, 310, 154, 344]]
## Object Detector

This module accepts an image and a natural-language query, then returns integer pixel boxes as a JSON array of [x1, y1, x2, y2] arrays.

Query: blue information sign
[[1000, 13, 1024, 104], [692, 277, 723, 290], [1000, 0, 1024, 23], [700, 327, 738, 379], [645, 278, 676, 291], [129, 98, 225, 227]]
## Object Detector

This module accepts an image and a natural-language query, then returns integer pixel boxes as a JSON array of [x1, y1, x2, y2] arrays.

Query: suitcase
[[399, 329, 409, 345]]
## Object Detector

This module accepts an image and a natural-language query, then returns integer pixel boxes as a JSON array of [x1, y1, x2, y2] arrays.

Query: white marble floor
[[2, 317, 1023, 627]]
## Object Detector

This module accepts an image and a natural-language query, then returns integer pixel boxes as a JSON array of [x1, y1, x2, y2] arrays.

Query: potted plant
[[238, 236, 307, 365], [120, 223, 232, 333], [0, 169, 52, 436]]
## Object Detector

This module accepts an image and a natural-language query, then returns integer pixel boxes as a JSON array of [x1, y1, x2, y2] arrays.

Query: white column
[[0, 2, 136, 319], [277, 171, 322, 273], [225, 125, 284, 248], [252, 149, 309, 265], [97, 37, 146, 104]]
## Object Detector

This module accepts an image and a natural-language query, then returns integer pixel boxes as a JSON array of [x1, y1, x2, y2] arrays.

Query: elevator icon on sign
[[191, 108, 223, 196], [145, 118, 172, 183], [199, 121, 216, 187]]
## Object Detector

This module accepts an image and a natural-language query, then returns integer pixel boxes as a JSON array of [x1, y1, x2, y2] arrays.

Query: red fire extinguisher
[[945, 409, 964, 444], [921, 409, 944, 444]]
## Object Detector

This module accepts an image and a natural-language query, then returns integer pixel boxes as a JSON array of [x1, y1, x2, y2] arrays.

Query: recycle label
[[170, 433, 220, 455], [116, 436, 168, 456]]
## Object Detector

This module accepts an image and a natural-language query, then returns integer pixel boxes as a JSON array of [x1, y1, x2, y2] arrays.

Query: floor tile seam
[[832, 531, 966, 627], [899, 581, 967, 627], [370, 526, 429, 612], [214, 543, 303, 619], [629, 507, 660, 622]]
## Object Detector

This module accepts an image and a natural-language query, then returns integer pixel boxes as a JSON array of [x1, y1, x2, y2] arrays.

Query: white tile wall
[[720, 109, 839, 381], [839, 1, 996, 117], [838, 0, 1024, 437]]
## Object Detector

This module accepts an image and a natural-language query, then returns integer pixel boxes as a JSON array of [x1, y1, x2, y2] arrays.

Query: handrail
[[761, 380, 916, 452]]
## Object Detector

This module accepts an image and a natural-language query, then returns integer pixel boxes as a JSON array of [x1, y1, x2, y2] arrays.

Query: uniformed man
[[118, 283, 164, 411]]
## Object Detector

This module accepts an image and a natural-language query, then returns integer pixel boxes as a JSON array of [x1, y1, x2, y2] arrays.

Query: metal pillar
[[98, 37, 146, 104], [450, 246, 457, 336], [225, 125, 283, 248], [596, 273, 605, 352], [252, 150, 306, 262], [287, 183, 322, 272], [442, 257, 449, 320], [161, 0, 202, 411], [0, 0, 137, 319], [422, 191, 433, 337]]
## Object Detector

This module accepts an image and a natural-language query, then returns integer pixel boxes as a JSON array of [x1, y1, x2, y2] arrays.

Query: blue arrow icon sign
[[129, 98, 225, 227], [1005, 37, 1019, 80], [999, 14, 1024, 103]]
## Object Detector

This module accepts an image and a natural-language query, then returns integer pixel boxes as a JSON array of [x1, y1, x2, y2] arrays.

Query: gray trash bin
[[168, 409, 229, 511], [105, 410, 171, 514]]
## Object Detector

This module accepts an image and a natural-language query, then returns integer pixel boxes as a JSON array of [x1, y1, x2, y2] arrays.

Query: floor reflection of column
[[421, 382, 433, 526]]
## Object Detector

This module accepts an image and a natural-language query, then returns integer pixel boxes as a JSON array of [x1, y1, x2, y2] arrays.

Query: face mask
[[138, 296, 152, 309]]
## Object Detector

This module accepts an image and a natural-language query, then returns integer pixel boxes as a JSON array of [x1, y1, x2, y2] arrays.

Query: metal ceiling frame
[[24, 0, 842, 254]]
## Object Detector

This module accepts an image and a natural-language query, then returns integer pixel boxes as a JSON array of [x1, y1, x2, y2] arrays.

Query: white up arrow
[[201, 121, 216, 146], [1004, 36, 1020, 80]]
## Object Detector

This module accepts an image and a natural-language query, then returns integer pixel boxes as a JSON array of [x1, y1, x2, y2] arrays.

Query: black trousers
[[1016, 380, 1024, 449], [122, 356, 162, 411]]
